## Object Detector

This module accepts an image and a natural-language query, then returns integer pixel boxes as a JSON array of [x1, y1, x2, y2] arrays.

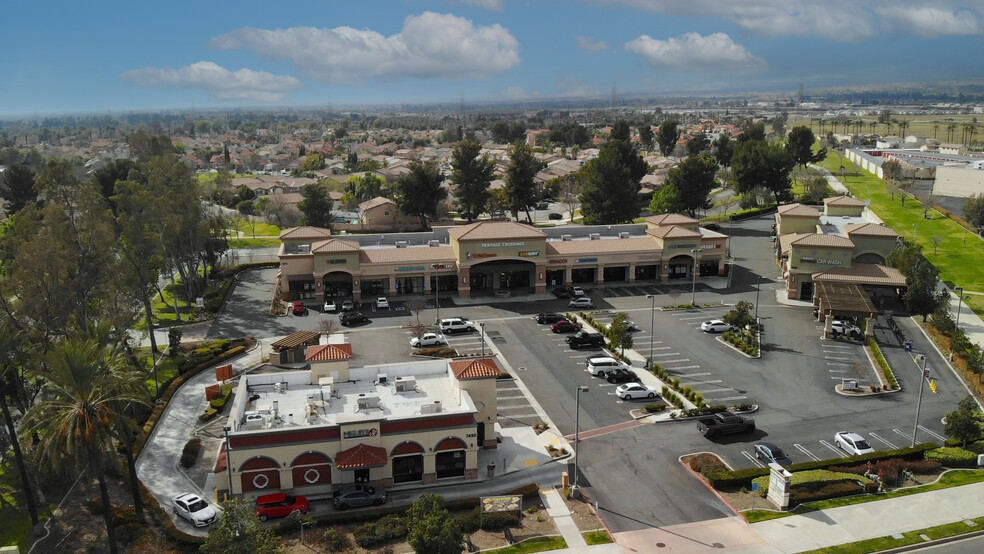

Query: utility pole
[[911, 355, 929, 447]]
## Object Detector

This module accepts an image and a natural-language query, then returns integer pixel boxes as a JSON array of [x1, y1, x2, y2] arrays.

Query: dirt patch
[[561, 489, 608, 532], [718, 488, 777, 512]]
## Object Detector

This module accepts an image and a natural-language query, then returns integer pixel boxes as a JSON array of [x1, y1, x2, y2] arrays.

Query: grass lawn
[[229, 237, 281, 248], [788, 114, 981, 142], [230, 219, 281, 237], [149, 282, 198, 325], [136, 346, 180, 397], [0, 460, 53, 552], [818, 149, 984, 316], [487, 536, 567, 554], [744, 469, 984, 523], [582, 530, 614, 545], [799, 515, 984, 554]]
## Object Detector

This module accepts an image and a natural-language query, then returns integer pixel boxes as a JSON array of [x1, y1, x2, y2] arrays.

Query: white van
[[586, 356, 629, 377], [440, 318, 476, 334]]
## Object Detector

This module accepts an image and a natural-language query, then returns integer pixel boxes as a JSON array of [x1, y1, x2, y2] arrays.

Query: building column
[[457, 268, 471, 299], [535, 264, 546, 294], [865, 316, 876, 338], [627, 264, 636, 283], [422, 453, 437, 484], [464, 449, 479, 480]]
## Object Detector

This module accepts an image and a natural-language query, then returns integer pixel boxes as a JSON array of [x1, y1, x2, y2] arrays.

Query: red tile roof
[[647, 225, 701, 239], [644, 213, 699, 227], [843, 223, 899, 238], [824, 195, 867, 207], [790, 234, 855, 249], [813, 264, 906, 287], [777, 203, 822, 217], [312, 238, 361, 253], [336, 444, 387, 469], [448, 221, 546, 241], [449, 358, 503, 380], [305, 344, 354, 362], [281, 226, 332, 240]]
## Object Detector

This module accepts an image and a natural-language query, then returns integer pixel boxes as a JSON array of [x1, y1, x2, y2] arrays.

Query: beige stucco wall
[[457, 378, 498, 445], [788, 245, 854, 274], [452, 237, 548, 266], [778, 216, 820, 235], [280, 255, 314, 277], [315, 253, 360, 276], [825, 204, 865, 217], [848, 235, 896, 263]]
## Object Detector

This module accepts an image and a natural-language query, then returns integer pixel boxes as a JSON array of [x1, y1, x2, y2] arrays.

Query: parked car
[[376, 297, 389, 309], [550, 320, 580, 333], [411, 332, 444, 348], [571, 286, 585, 297], [323, 299, 337, 313], [536, 312, 566, 324], [831, 320, 862, 338], [605, 368, 639, 384], [255, 493, 309, 521], [551, 287, 571, 298], [754, 443, 792, 465], [440, 318, 476, 334], [586, 356, 629, 377], [341, 300, 356, 312], [535, 202, 549, 210], [700, 319, 732, 333], [548, 212, 563, 220], [702, 223, 722, 232], [834, 431, 875, 455], [697, 413, 755, 437], [566, 331, 606, 349], [604, 320, 639, 332], [172, 493, 218, 527], [291, 301, 306, 315], [333, 487, 389, 510], [340, 311, 370, 326], [568, 297, 593, 309], [615, 383, 659, 400]]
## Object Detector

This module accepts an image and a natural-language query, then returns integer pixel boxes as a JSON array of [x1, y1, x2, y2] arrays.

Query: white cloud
[[557, 76, 600, 98], [575, 35, 610, 52], [625, 32, 766, 73], [119, 61, 301, 102], [588, 0, 984, 41], [875, 6, 983, 38], [501, 86, 538, 100], [450, 0, 504, 11], [209, 12, 520, 84]]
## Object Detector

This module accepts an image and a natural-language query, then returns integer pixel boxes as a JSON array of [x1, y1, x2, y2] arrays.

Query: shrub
[[180, 437, 202, 468], [115, 522, 149, 547], [644, 403, 667, 413], [792, 481, 869, 504], [85, 497, 107, 515], [688, 453, 727, 476], [734, 403, 754, 412], [273, 511, 315, 535], [323, 528, 351, 552], [926, 447, 980, 468], [353, 514, 407, 548]]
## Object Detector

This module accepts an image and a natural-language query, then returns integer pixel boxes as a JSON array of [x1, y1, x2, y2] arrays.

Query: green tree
[[786, 126, 827, 168], [903, 258, 948, 322], [800, 176, 834, 203], [406, 494, 462, 554], [393, 160, 447, 230], [887, 242, 926, 277], [503, 141, 545, 222], [611, 120, 631, 142], [724, 300, 755, 329], [548, 121, 590, 147], [0, 317, 40, 526], [944, 396, 983, 447], [685, 132, 710, 157], [301, 152, 326, 171], [201, 497, 280, 554], [24, 332, 148, 554], [579, 140, 647, 224], [298, 182, 335, 228], [347, 172, 386, 202], [657, 120, 680, 156], [649, 183, 684, 215], [450, 140, 495, 223], [91, 159, 139, 208], [963, 192, 984, 230], [608, 312, 633, 356], [731, 140, 796, 205], [668, 154, 717, 218], [737, 122, 767, 143], [713, 134, 734, 168], [638, 124, 655, 152], [127, 130, 174, 162], [0, 163, 39, 214]]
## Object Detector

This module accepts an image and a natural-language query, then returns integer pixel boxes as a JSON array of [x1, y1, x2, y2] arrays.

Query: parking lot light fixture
[[952, 286, 964, 360], [690, 249, 700, 306], [646, 294, 656, 365], [223, 426, 234, 499], [912, 355, 929, 448], [573, 385, 589, 498], [480, 322, 486, 358]]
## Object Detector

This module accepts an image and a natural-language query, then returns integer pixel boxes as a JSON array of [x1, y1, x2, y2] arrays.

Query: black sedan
[[548, 212, 563, 220], [606, 369, 640, 384], [536, 312, 566, 324], [340, 312, 370, 326], [551, 287, 571, 299]]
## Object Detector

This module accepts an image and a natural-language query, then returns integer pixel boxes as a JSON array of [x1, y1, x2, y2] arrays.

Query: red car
[[255, 493, 309, 521], [291, 301, 306, 315], [550, 320, 580, 333]]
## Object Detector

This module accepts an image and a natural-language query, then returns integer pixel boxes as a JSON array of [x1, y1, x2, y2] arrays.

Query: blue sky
[[2, 0, 983, 115]]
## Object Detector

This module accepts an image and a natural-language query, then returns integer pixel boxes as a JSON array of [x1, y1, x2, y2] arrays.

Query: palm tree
[[948, 123, 958, 142], [0, 318, 40, 527], [24, 332, 148, 554]]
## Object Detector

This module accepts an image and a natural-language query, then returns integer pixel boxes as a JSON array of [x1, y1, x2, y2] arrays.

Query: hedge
[[868, 337, 898, 389], [752, 469, 874, 493], [706, 443, 938, 489], [926, 447, 980, 468], [180, 437, 202, 468], [353, 514, 409, 548]]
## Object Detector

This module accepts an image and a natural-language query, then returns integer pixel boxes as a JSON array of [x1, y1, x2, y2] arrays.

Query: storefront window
[[360, 279, 389, 297], [396, 276, 424, 294], [435, 451, 465, 479]]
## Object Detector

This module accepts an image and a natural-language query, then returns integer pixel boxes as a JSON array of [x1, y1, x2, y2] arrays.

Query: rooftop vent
[[357, 393, 381, 410], [395, 241, 408, 248], [589, 233, 601, 240], [428, 240, 440, 247], [618, 232, 630, 239], [561, 235, 572, 241], [395, 376, 417, 392]]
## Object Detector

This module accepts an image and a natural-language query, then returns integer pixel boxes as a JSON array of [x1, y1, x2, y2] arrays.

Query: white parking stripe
[[825, 356, 856, 361], [794, 444, 821, 461], [659, 359, 691, 364], [893, 428, 913, 442], [826, 362, 853, 366], [650, 352, 682, 357], [678, 315, 711, 321], [497, 394, 527, 399], [742, 451, 765, 468], [714, 396, 747, 402], [870, 433, 898, 449], [677, 372, 711, 378], [687, 379, 723, 385], [667, 365, 701, 371], [819, 440, 842, 456], [918, 425, 946, 442]]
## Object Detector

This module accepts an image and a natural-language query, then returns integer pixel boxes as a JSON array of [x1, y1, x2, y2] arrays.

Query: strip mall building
[[277, 214, 728, 303]]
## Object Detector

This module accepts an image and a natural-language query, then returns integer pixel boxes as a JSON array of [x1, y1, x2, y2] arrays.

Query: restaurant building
[[277, 215, 728, 303]]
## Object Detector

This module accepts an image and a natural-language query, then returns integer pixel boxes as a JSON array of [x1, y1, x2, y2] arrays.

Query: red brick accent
[[422, 473, 437, 484], [464, 468, 478, 480], [483, 439, 498, 449]]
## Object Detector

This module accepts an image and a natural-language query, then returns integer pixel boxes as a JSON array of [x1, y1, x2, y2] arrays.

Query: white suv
[[440, 318, 476, 334], [586, 356, 629, 377], [831, 320, 862, 338]]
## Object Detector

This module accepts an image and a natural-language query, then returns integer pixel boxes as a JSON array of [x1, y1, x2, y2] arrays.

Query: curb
[[677, 453, 744, 520]]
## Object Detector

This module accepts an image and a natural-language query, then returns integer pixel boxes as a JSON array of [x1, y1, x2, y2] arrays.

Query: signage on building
[[467, 253, 497, 259], [576, 257, 598, 263], [673, 243, 698, 249], [396, 265, 426, 272], [701, 244, 721, 250], [482, 495, 523, 513], [548, 259, 568, 264], [800, 257, 842, 265], [637, 254, 659, 261], [328, 258, 348, 264], [342, 427, 378, 439], [518, 250, 540, 257], [431, 263, 454, 270], [481, 242, 526, 248]]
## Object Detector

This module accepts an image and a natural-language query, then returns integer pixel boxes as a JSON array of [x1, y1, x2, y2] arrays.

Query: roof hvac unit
[[395, 241, 408, 248], [420, 400, 443, 414], [561, 235, 572, 241], [428, 240, 440, 247], [589, 233, 601, 240], [618, 232, 630, 239], [357, 393, 381, 410], [244, 411, 264, 430], [395, 376, 417, 392]]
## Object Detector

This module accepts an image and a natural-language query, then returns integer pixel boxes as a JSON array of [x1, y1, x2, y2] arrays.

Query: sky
[[2, 0, 984, 116]]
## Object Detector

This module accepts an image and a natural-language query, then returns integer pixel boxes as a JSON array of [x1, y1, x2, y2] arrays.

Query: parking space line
[[659, 359, 691, 364], [742, 451, 765, 468], [648, 346, 672, 351], [794, 444, 821, 461], [497, 393, 527, 399], [819, 440, 842, 456], [676, 372, 710, 378], [893, 428, 913, 442], [822, 345, 853, 350], [650, 352, 681, 357], [826, 362, 852, 366], [870, 432, 898, 449], [918, 425, 946, 442], [667, 365, 701, 371], [825, 356, 856, 361], [714, 395, 747, 402], [688, 379, 723, 385]]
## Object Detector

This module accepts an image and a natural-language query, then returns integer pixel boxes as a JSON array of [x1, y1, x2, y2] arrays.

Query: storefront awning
[[336, 444, 387, 470], [814, 281, 878, 319]]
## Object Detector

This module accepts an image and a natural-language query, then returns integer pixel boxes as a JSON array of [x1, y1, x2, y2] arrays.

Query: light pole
[[480, 322, 486, 358], [645, 294, 656, 366], [690, 249, 700, 306], [726, 256, 735, 289], [754, 278, 761, 325], [223, 426, 234, 499], [951, 286, 964, 360], [573, 385, 589, 498], [911, 355, 929, 447]]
